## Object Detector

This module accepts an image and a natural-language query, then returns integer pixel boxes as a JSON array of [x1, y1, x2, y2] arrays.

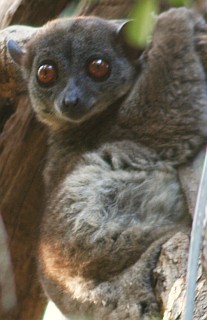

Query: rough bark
[[1, 1, 207, 320], [75, 0, 173, 18], [0, 25, 37, 99], [75, 0, 135, 18], [0, 0, 72, 28], [0, 97, 48, 320], [154, 232, 207, 320]]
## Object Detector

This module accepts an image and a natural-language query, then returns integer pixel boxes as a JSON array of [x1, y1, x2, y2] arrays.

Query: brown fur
[[8, 8, 207, 319]]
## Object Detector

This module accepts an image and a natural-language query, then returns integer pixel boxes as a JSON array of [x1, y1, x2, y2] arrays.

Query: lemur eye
[[37, 63, 58, 86], [87, 58, 110, 81]]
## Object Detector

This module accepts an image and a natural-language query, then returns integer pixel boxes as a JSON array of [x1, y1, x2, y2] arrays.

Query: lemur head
[[8, 17, 143, 128]]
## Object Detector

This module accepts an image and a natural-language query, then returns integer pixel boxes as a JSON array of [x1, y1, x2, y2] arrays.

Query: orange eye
[[87, 58, 110, 81], [37, 64, 57, 86]]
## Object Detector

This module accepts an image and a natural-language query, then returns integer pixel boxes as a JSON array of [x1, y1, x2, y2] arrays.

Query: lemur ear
[[7, 39, 26, 65], [116, 20, 145, 60]]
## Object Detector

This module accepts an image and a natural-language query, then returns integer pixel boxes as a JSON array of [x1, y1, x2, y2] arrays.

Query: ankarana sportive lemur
[[7, 7, 207, 320]]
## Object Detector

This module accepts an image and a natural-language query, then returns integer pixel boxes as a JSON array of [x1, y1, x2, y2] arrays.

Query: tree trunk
[[0, 0, 71, 28], [0, 97, 48, 320], [155, 232, 207, 320]]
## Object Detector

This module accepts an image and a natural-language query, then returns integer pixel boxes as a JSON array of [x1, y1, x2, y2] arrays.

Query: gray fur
[[8, 8, 207, 319]]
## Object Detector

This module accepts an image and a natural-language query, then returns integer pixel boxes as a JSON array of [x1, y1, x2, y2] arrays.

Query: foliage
[[169, 0, 192, 6], [127, 0, 193, 47], [127, 0, 158, 47]]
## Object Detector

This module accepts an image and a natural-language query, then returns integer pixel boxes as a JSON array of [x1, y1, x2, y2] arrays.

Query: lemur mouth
[[63, 104, 92, 121], [54, 92, 128, 125]]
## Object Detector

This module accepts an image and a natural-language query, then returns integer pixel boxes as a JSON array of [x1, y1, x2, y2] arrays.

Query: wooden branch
[[0, 0, 71, 28], [155, 233, 207, 320], [75, 0, 134, 18], [75, 0, 173, 18], [0, 213, 16, 313], [0, 25, 37, 101], [178, 149, 206, 217], [0, 95, 48, 320]]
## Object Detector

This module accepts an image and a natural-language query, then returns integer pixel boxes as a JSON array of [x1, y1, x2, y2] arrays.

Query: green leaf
[[167, 0, 193, 7], [127, 0, 158, 48]]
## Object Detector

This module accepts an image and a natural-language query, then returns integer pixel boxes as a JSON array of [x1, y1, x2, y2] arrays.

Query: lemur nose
[[63, 95, 79, 108]]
